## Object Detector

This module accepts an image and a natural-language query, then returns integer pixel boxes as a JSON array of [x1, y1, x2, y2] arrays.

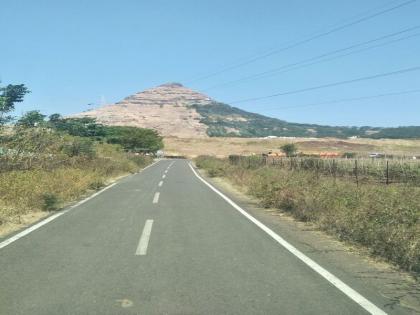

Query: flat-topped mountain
[[71, 83, 420, 139]]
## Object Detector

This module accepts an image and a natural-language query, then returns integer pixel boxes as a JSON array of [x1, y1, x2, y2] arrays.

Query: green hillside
[[191, 102, 420, 139]]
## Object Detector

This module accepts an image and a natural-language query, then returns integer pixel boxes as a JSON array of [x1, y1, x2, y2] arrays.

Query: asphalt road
[[0, 159, 403, 314]]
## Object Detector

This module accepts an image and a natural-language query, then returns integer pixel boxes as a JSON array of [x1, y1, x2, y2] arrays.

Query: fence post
[[355, 159, 359, 187], [386, 160, 389, 185]]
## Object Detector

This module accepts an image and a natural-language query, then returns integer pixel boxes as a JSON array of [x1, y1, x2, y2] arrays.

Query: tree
[[50, 117, 107, 139], [48, 113, 62, 123], [16, 110, 46, 127], [0, 84, 30, 125], [105, 126, 163, 153], [280, 143, 297, 157]]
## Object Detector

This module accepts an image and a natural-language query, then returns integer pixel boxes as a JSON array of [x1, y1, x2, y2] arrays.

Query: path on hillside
[[0, 160, 408, 314]]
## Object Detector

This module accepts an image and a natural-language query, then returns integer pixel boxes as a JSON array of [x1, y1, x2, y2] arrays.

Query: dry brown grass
[[164, 136, 420, 158], [195, 156, 420, 273], [0, 142, 152, 235]]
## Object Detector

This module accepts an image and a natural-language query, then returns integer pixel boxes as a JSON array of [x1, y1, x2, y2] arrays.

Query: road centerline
[[158, 181, 163, 187], [162, 174, 166, 179], [135, 219, 154, 256], [153, 192, 160, 204]]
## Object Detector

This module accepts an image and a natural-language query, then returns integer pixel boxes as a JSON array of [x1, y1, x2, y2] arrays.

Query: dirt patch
[[0, 211, 49, 238], [296, 139, 376, 152]]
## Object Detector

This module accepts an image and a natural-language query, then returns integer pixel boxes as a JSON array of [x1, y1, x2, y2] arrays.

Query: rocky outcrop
[[70, 83, 212, 138]]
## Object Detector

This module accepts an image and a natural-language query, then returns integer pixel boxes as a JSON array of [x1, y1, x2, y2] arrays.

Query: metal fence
[[228, 155, 420, 186]]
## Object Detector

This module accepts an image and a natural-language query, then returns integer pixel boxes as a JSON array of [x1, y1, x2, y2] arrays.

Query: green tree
[[105, 126, 163, 153], [0, 84, 30, 125], [16, 110, 46, 127], [280, 143, 297, 157], [50, 117, 107, 139], [48, 113, 62, 123]]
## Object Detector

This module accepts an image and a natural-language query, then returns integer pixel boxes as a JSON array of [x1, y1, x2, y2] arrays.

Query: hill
[[71, 83, 420, 139]]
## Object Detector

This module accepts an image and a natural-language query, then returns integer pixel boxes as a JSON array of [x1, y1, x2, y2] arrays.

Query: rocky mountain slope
[[71, 83, 212, 138], [71, 83, 420, 139]]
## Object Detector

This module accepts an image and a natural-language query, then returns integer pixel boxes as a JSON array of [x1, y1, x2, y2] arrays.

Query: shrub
[[61, 137, 96, 158], [280, 143, 297, 157], [88, 180, 104, 190], [42, 193, 59, 211]]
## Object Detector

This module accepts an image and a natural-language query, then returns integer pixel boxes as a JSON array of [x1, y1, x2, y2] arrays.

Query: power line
[[203, 26, 420, 91], [186, 0, 417, 83], [258, 89, 420, 111], [230, 66, 420, 104]]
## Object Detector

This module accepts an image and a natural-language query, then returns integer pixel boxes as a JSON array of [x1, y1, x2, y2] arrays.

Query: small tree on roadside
[[16, 110, 46, 127], [0, 84, 30, 125], [280, 143, 297, 157]]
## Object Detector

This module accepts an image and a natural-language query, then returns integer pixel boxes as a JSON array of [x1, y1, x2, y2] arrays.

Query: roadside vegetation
[[195, 155, 420, 273], [0, 83, 163, 229]]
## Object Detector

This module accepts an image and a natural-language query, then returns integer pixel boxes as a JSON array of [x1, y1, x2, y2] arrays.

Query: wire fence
[[228, 155, 420, 186]]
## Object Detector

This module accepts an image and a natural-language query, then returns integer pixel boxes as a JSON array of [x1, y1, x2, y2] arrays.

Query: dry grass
[[0, 142, 152, 230], [164, 136, 420, 158], [195, 156, 420, 273]]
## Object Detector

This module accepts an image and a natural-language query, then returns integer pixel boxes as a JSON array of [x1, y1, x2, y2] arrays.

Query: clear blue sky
[[1, 0, 419, 127]]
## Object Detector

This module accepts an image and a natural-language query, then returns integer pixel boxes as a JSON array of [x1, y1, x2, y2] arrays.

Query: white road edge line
[[153, 192, 160, 204], [135, 219, 154, 255], [0, 160, 161, 251], [158, 181, 163, 187], [188, 163, 387, 315]]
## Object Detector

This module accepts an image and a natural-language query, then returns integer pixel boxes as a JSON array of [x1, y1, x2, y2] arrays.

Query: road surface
[[0, 159, 405, 314]]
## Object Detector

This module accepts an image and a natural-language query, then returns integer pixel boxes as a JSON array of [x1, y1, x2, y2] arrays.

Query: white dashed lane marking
[[135, 220, 154, 256], [153, 192, 160, 204]]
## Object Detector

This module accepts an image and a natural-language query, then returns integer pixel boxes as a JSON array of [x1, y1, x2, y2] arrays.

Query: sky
[[1, 0, 419, 127]]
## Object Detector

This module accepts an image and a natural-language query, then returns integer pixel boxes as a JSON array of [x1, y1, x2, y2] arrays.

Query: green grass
[[195, 155, 420, 273]]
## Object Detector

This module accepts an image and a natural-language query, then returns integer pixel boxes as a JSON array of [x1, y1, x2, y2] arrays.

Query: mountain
[[70, 83, 420, 139]]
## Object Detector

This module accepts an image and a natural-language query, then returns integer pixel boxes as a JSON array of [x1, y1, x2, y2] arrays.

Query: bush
[[88, 180, 104, 190], [42, 193, 59, 211], [280, 143, 297, 157], [342, 152, 357, 158], [61, 137, 96, 158]]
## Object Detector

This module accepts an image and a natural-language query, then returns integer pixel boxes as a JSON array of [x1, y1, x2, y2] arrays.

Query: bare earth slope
[[70, 83, 212, 138]]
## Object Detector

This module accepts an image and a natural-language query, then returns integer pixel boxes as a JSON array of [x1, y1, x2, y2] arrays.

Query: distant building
[[319, 152, 340, 158], [369, 152, 385, 158]]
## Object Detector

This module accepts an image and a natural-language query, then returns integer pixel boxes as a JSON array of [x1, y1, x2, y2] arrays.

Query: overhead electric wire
[[202, 25, 420, 91], [257, 89, 420, 111], [229, 66, 420, 104], [186, 0, 417, 83]]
